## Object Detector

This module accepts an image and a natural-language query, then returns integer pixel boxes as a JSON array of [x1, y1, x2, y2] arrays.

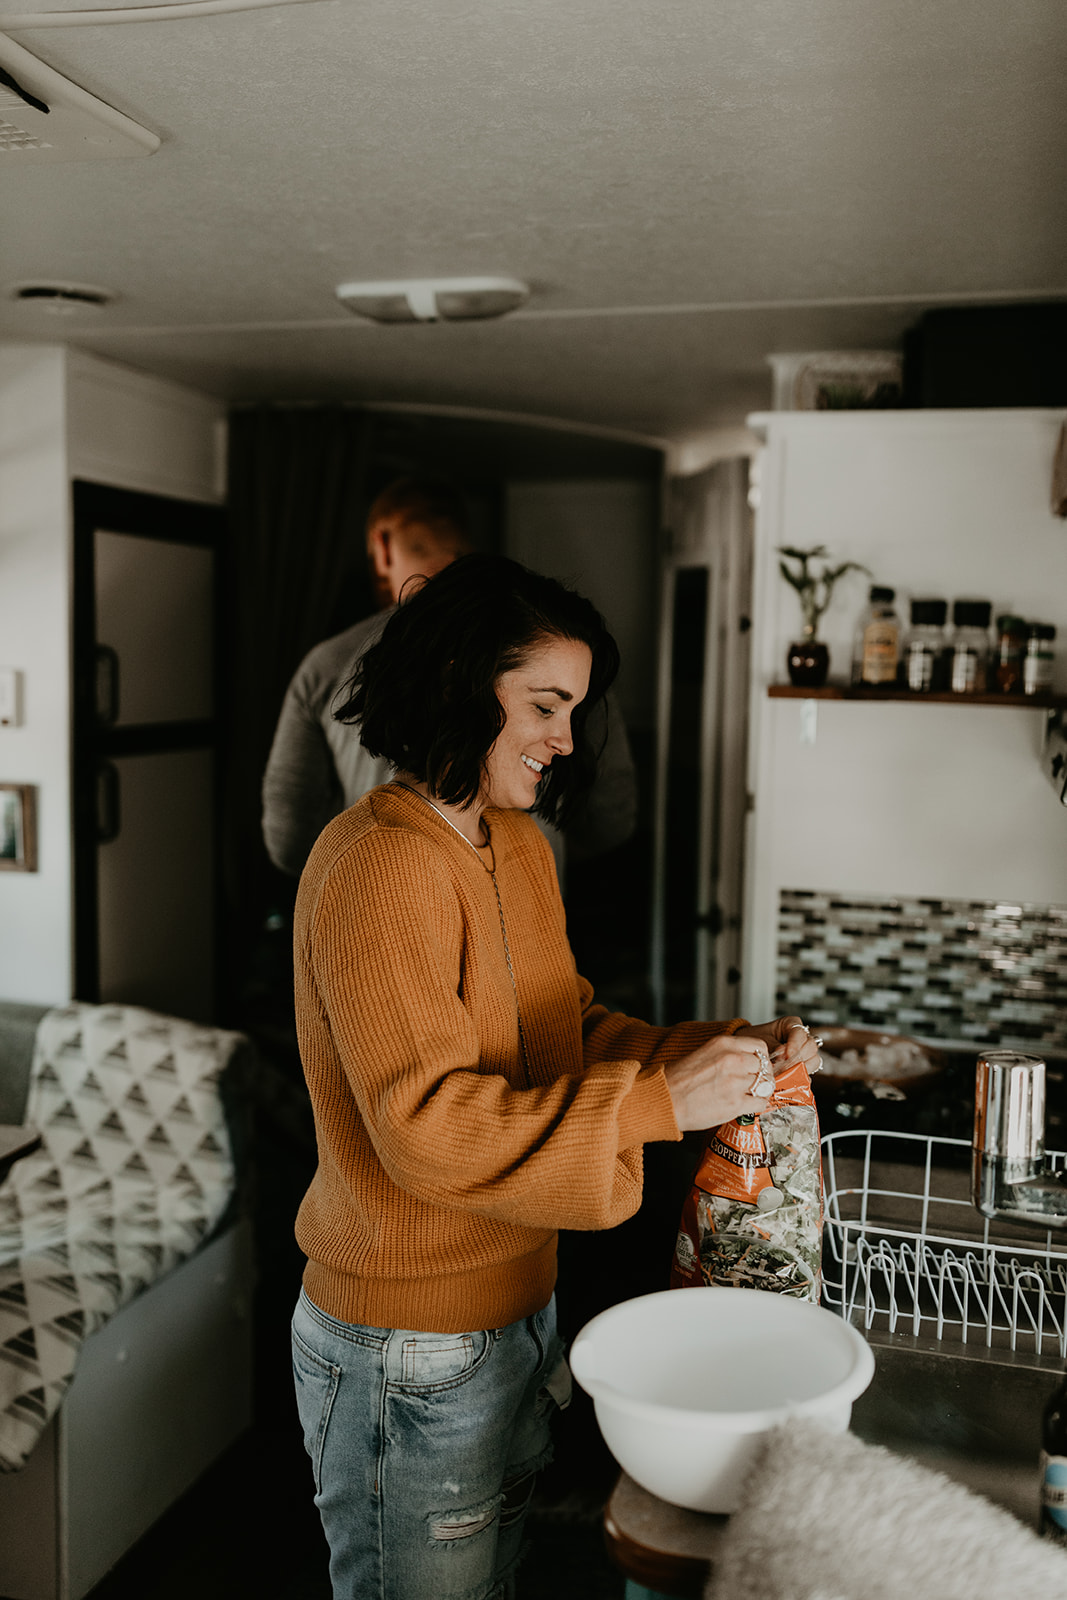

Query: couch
[[0, 1000, 255, 1600]]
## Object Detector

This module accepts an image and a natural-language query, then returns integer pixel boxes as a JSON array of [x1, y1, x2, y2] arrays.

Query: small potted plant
[[778, 545, 869, 687]]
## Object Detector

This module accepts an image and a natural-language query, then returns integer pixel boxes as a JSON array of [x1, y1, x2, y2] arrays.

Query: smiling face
[[482, 634, 593, 813]]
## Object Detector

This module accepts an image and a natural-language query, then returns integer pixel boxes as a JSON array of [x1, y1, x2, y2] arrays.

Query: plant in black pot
[[778, 545, 870, 687]]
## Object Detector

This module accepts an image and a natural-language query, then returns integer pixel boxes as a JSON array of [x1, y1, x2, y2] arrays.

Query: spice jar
[[903, 598, 948, 692], [852, 586, 901, 687], [994, 614, 1028, 693], [1024, 624, 1057, 697], [949, 599, 992, 693]]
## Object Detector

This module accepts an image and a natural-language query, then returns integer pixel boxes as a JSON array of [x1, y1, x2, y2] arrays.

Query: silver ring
[[813, 1035, 824, 1048]]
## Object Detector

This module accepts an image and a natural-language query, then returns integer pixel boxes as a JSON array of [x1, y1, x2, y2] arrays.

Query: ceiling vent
[[0, 33, 159, 162], [9, 280, 116, 313], [335, 277, 529, 324]]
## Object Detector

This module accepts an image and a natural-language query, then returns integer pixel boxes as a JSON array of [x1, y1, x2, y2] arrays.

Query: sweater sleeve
[[301, 828, 681, 1232], [263, 615, 389, 877], [578, 980, 749, 1150], [511, 816, 746, 1152], [262, 657, 346, 876]]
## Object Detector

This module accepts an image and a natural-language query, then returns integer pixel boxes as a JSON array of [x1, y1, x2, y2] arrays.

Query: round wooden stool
[[603, 1473, 728, 1599]]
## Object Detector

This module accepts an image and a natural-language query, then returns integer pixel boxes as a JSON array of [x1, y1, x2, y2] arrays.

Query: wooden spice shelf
[[767, 685, 1067, 708]]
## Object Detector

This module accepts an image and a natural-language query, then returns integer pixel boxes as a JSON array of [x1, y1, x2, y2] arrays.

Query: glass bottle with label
[[1024, 624, 1057, 697], [949, 599, 992, 693], [852, 586, 901, 687], [903, 598, 948, 692], [994, 614, 1028, 694], [1040, 1366, 1067, 1545]]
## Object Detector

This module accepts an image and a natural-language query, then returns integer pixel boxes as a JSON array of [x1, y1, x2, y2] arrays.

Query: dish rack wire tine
[[935, 1249, 969, 1343]]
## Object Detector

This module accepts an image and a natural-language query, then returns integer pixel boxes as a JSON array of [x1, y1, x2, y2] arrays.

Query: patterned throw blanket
[[0, 1003, 241, 1472]]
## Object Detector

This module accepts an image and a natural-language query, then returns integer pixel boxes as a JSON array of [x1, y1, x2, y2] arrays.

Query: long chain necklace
[[393, 782, 531, 1082]]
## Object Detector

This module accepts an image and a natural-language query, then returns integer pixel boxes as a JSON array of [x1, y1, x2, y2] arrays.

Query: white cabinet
[[740, 409, 1067, 1031]]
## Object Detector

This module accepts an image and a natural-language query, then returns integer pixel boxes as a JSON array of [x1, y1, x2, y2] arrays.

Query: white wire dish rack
[[821, 1129, 1067, 1361]]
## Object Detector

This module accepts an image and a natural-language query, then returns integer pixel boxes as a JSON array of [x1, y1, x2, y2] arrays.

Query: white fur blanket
[[706, 1418, 1067, 1600]]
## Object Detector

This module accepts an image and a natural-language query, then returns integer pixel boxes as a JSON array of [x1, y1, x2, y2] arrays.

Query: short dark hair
[[336, 554, 620, 827], [364, 475, 469, 542]]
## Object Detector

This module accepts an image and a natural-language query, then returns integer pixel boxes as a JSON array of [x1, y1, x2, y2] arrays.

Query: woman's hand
[[735, 1015, 822, 1077], [663, 1017, 823, 1133], [663, 1032, 781, 1132]]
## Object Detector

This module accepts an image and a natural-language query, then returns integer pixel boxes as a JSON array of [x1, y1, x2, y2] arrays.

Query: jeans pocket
[[542, 1354, 573, 1413], [395, 1328, 493, 1391], [292, 1329, 341, 1493]]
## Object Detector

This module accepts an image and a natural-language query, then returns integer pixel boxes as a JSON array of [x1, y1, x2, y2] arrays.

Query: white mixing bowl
[[569, 1287, 875, 1513]]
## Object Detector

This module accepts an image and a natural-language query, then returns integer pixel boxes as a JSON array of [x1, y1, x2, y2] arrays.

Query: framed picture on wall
[[0, 784, 38, 872]]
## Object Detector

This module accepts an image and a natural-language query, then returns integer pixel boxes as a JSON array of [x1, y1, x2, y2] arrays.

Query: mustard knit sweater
[[293, 783, 745, 1333]]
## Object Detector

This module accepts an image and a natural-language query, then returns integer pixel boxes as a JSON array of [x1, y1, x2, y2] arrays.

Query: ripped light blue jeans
[[291, 1288, 567, 1600]]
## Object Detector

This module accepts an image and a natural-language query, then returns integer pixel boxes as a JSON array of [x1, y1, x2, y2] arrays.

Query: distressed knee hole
[[429, 1496, 499, 1542]]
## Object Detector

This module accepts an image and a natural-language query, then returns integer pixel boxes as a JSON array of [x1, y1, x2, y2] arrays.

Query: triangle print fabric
[[0, 1003, 241, 1472]]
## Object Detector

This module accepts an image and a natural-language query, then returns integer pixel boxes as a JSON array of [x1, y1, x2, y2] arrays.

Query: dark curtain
[[220, 405, 375, 1024]]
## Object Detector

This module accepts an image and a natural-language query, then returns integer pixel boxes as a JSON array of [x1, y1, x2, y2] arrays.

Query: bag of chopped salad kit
[[670, 1058, 824, 1301]]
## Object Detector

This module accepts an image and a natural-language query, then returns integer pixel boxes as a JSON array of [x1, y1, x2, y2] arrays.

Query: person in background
[[262, 476, 471, 877], [289, 553, 821, 1600], [261, 475, 638, 881]]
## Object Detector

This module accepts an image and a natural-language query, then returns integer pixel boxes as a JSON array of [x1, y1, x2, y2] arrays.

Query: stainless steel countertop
[[850, 1332, 1057, 1526]]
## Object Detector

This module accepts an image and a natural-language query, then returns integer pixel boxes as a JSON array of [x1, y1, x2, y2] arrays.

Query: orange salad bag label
[[670, 1059, 824, 1301]]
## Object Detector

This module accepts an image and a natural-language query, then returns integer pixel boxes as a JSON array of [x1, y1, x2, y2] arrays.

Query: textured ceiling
[[1, 0, 1065, 446]]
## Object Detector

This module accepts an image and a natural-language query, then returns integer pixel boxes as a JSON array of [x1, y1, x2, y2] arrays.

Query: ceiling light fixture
[[335, 277, 529, 325]]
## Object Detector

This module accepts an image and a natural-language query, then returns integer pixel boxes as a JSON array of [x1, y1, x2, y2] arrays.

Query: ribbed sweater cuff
[[616, 1065, 682, 1150], [613, 1014, 751, 1150]]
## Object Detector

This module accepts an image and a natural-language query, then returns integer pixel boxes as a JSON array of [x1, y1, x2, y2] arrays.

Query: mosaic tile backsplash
[[776, 889, 1067, 1055]]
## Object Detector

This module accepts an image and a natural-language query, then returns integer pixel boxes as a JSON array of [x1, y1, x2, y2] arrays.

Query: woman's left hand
[[735, 1016, 822, 1079]]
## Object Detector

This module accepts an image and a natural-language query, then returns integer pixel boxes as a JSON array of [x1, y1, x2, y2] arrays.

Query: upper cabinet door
[[94, 528, 214, 728]]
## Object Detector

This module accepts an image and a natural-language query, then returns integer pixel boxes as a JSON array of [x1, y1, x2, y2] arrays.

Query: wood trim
[[767, 684, 1067, 708], [0, 783, 38, 872]]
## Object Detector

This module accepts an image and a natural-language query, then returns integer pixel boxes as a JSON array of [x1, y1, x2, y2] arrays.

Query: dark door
[[651, 460, 753, 1025], [73, 482, 224, 1023]]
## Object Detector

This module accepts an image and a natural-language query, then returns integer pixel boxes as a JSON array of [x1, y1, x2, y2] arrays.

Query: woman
[[290, 554, 819, 1600]]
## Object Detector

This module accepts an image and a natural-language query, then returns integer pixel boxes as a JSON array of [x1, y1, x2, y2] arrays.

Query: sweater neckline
[[385, 781, 511, 871], [391, 781, 496, 873]]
